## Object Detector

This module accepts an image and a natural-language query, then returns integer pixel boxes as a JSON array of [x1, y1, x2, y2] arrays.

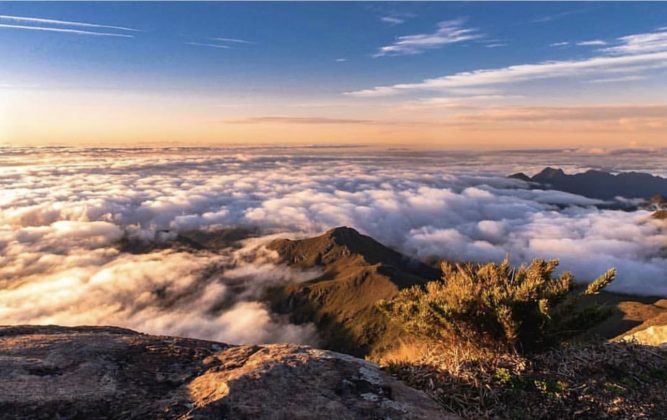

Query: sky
[[1, 2, 666, 148]]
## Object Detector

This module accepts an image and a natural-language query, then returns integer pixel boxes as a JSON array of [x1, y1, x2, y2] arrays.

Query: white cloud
[[347, 50, 667, 96], [374, 18, 483, 57], [587, 75, 647, 84], [186, 42, 231, 49], [550, 41, 570, 47], [381, 16, 405, 25], [349, 28, 667, 97], [602, 29, 667, 55], [577, 39, 607, 46], [2, 147, 667, 308], [335, 58, 349, 62], [0, 14, 139, 32], [0, 23, 134, 38], [212, 37, 253, 44]]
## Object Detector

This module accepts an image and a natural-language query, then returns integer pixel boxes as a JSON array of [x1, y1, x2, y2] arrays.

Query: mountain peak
[[324, 226, 365, 244], [535, 167, 566, 179]]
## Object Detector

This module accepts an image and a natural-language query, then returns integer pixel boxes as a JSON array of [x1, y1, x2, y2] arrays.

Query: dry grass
[[384, 340, 667, 419]]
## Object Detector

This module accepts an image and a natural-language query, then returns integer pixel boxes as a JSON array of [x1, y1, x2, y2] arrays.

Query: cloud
[[399, 94, 522, 110], [335, 58, 349, 62], [374, 18, 483, 57], [380, 16, 405, 25], [212, 37, 253, 44], [577, 39, 607, 46], [224, 116, 377, 125], [550, 41, 570, 47], [2, 148, 667, 350], [0, 14, 139, 32], [2, 147, 667, 305], [347, 51, 667, 97], [186, 42, 231, 49], [222, 116, 430, 126], [587, 75, 647, 84], [533, 9, 587, 24], [348, 28, 667, 97], [601, 29, 667, 55], [187, 37, 254, 50], [450, 105, 667, 124], [0, 23, 135, 38]]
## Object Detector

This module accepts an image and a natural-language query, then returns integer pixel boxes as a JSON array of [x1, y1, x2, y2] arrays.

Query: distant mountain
[[509, 167, 667, 201], [267, 226, 439, 357]]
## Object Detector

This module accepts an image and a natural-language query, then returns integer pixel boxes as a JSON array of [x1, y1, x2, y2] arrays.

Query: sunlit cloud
[[450, 105, 667, 124]]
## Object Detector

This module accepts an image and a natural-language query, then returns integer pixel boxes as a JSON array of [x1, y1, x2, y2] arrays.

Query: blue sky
[[1, 2, 666, 147]]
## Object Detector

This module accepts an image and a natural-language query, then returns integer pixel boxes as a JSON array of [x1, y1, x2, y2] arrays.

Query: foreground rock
[[0, 325, 452, 419]]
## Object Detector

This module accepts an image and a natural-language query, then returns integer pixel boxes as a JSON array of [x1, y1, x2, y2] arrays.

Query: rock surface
[[0, 325, 452, 419]]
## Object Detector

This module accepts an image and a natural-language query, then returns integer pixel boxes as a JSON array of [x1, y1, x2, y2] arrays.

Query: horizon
[[1, 1, 666, 148]]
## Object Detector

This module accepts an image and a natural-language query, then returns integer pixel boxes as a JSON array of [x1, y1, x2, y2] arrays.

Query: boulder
[[0, 325, 453, 419]]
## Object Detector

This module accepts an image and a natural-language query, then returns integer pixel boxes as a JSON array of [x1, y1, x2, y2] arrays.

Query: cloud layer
[[2, 147, 667, 345]]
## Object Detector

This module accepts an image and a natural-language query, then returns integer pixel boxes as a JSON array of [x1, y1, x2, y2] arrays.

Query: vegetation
[[386, 340, 667, 418], [378, 258, 616, 353]]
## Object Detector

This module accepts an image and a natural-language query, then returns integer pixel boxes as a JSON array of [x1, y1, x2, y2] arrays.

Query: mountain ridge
[[510, 167, 667, 201], [267, 226, 439, 357]]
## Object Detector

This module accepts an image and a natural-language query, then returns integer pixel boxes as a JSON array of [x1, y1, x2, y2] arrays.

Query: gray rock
[[0, 325, 454, 419]]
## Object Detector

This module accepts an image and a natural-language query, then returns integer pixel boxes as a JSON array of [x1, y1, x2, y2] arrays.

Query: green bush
[[378, 258, 615, 353]]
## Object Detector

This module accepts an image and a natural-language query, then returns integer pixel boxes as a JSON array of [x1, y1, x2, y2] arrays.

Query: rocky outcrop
[[0, 325, 452, 419]]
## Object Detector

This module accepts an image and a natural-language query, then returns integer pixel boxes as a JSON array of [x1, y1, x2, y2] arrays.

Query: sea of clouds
[[1, 146, 666, 344]]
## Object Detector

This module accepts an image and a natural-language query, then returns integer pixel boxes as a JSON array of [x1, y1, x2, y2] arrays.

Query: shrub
[[378, 258, 615, 353]]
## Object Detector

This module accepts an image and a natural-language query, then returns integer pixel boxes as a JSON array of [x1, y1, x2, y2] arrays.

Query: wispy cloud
[[400, 94, 521, 110], [550, 41, 569, 47], [485, 43, 507, 48], [187, 36, 254, 50], [380, 16, 405, 25], [186, 42, 231, 49], [212, 37, 253, 44], [374, 18, 483, 57], [451, 105, 667, 124], [586, 75, 647, 84], [225, 116, 377, 125], [533, 9, 586, 24], [0, 23, 134, 38], [335, 58, 349, 63], [348, 28, 667, 97], [601, 29, 667, 55], [0, 14, 139, 32], [577, 39, 607, 46]]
